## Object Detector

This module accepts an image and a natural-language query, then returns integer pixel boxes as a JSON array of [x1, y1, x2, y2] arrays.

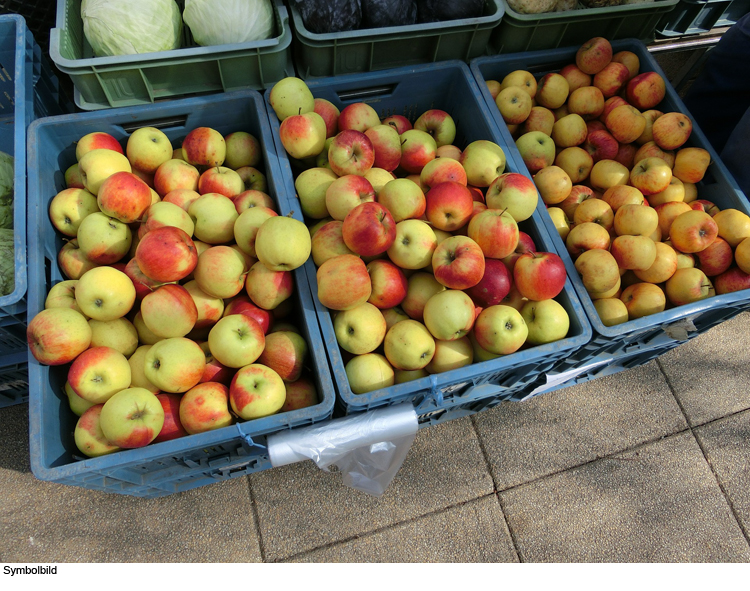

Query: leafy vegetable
[[0, 150, 13, 230], [293, 0, 362, 33], [362, 0, 418, 27], [183, 0, 275, 46], [0, 229, 14, 296], [416, 0, 485, 22], [81, 0, 182, 57]]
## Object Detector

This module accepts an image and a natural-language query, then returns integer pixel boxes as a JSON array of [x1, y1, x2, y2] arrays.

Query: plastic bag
[[416, 0, 485, 22], [293, 0, 362, 33], [267, 403, 418, 496], [361, 0, 418, 28]]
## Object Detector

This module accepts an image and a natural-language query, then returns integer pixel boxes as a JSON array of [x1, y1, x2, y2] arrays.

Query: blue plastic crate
[[26, 90, 335, 498], [0, 350, 27, 406], [657, 0, 750, 36], [263, 61, 593, 417], [470, 39, 750, 379], [0, 14, 61, 321]]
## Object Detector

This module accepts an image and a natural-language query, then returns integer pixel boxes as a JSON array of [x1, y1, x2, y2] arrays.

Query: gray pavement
[[2, 311, 750, 563]]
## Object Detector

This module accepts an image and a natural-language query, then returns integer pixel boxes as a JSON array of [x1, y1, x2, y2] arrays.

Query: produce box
[[50, 0, 294, 111], [0, 350, 28, 407], [264, 62, 593, 418], [288, 0, 504, 79], [470, 38, 750, 385], [0, 14, 61, 324], [657, 0, 750, 36], [26, 90, 335, 498], [491, 0, 679, 54]]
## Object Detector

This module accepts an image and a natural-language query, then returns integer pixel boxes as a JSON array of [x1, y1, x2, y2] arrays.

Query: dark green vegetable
[[0, 228, 14, 296]]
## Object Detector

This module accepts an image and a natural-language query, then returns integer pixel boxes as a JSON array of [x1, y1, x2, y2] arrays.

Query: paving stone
[[250, 416, 493, 562], [0, 404, 262, 563], [291, 495, 518, 563], [694, 409, 750, 535], [473, 360, 687, 490], [500, 432, 750, 562], [658, 312, 750, 425]]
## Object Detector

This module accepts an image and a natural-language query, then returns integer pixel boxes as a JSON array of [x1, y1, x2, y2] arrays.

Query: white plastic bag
[[183, 0, 275, 46]]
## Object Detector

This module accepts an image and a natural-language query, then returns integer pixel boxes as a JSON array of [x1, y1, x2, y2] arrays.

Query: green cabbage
[[0, 229, 14, 296], [183, 0, 275, 46], [81, 0, 183, 57], [0, 150, 13, 230]]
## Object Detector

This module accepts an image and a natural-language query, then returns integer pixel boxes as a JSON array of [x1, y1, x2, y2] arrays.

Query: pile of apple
[[267, 76, 574, 396], [485, 36, 750, 327], [27, 123, 318, 459]]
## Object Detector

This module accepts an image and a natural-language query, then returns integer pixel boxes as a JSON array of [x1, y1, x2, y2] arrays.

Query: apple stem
[[286, 211, 295, 218]]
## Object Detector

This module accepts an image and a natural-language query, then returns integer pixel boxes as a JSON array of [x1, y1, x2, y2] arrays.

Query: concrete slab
[[473, 360, 687, 490], [0, 403, 262, 563], [290, 495, 518, 563], [249, 416, 494, 562], [500, 432, 750, 562], [658, 312, 750, 426], [694, 409, 750, 536]]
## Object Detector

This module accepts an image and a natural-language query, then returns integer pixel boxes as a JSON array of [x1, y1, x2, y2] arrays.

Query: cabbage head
[[81, 0, 182, 57], [183, 0, 275, 46], [0, 229, 14, 296], [0, 151, 13, 230]]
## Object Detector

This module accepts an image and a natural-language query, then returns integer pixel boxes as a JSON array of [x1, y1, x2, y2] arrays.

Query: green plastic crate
[[50, 0, 294, 110], [492, 0, 680, 54], [289, 0, 504, 79]]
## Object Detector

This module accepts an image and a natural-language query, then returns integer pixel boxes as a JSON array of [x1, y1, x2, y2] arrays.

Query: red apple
[[328, 130, 376, 177], [694, 236, 733, 277], [366, 259, 408, 309], [431, 235, 485, 290], [135, 225, 198, 282], [338, 102, 380, 132], [97, 171, 153, 224], [513, 251, 567, 301], [464, 258, 512, 308], [626, 72, 666, 110], [342, 201, 397, 257], [424, 181, 474, 232], [153, 393, 189, 443]]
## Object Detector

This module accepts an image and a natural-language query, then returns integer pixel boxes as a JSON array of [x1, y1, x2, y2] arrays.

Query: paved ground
[[2, 311, 750, 563]]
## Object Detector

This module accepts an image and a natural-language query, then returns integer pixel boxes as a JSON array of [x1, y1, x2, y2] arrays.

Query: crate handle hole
[[120, 116, 189, 134], [337, 84, 398, 103]]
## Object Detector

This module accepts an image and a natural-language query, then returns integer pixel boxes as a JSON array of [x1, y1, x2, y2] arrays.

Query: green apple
[[48, 187, 100, 237], [255, 216, 312, 271], [128, 345, 160, 394], [126, 126, 173, 174], [521, 299, 570, 346], [422, 289, 475, 341], [208, 314, 266, 369], [230, 364, 286, 419], [333, 302, 387, 355], [88, 317, 139, 358], [144, 337, 206, 393], [74, 404, 120, 458], [99, 387, 165, 448], [65, 380, 95, 417], [188, 193, 238, 244], [459, 140, 506, 187], [75, 266, 136, 322], [473, 305, 528, 355], [345, 353, 395, 394], [269, 77, 315, 121], [383, 319, 436, 371], [425, 336, 473, 374], [295, 167, 338, 219]]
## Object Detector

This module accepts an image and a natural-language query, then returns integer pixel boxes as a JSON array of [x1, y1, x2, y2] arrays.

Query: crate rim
[[263, 59, 594, 413], [499, 0, 680, 22], [26, 88, 336, 487], [469, 38, 750, 340]]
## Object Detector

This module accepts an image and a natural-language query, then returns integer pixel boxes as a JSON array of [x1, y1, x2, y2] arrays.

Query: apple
[[27, 308, 92, 366], [715, 266, 750, 294], [232, 189, 275, 214], [279, 111, 327, 160], [345, 353, 395, 394], [153, 159, 200, 197], [647, 176, 685, 206], [245, 261, 294, 311], [551, 113, 588, 148], [602, 184, 645, 212], [382, 114, 412, 135], [515, 131, 555, 174], [605, 105, 646, 145], [557, 63, 590, 92], [424, 181, 474, 232], [148, 393, 187, 443], [236, 166, 268, 192], [522, 106, 556, 136], [414, 109, 457, 147], [269, 77, 315, 120], [467, 208, 519, 260], [473, 305, 528, 355], [197, 166, 244, 199], [254, 215, 312, 271], [328, 129, 376, 177], [132, 311, 163, 346], [513, 251, 567, 301], [134, 226, 197, 285], [655, 201, 693, 237], [45, 280, 85, 315], [49, 187, 100, 237], [501, 231, 536, 274], [383, 319, 436, 370], [140, 200, 195, 237], [74, 404, 120, 458], [422, 289, 475, 341], [547, 207, 570, 241], [88, 317, 139, 357], [280, 376, 318, 412], [501, 69, 537, 96], [377, 178, 425, 222], [341, 201, 396, 257], [65, 163, 85, 189], [694, 236, 733, 277], [620, 282, 666, 319], [614, 203, 659, 237], [463, 258, 511, 308], [234, 206, 278, 258], [420, 157, 467, 190], [76, 131, 123, 161], [173, 382, 233, 435], [521, 299, 569, 346], [337, 102, 380, 132], [141, 284, 198, 338], [75, 211, 131, 265], [126, 126, 173, 174], [365, 167, 396, 195], [67, 346, 131, 405], [459, 140, 507, 187], [78, 148, 133, 195], [422, 337, 471, 374], [99, 387, 164, 448], [224, 131, 261, 170], [633, 141, 674, 167], [611, 235, 657, 271], [576, 37, 613, 75], [665, 267, 714, 306], [313, 98, 340, 139], [565, 221, 611, 257], [633, 241, 678, 284], [295, 167, 338, 219], [95, 171, 152, 224], [534, 165, 573, 205], [144, 337, 206, 393], [572, 197, 614, 232], [333, 301, 386, 355], [180, 126, 226, 168], [567, 86, 605, 121], [691, 199, 720, 216], [399, 129, 437, 175], [624, 71, 666, 110], [713, 208, 750, 248], [635, 110, 664, 146], [630, 157, 672, 196], [75, 266, 135, 322], [584, 129, 619, 163], [206, 313, 265, 368], [559, 185, 595, 219], [386, 219, 438, 270], [317, 254, 372, 310], [593, 298, 629, 327], [669, 210, 719, 253], [382, 306, 410, 330], [401, 272, 446, 321], [555, 147, 594, 184], [484, 172, 538, 223], [192, 245, 248, 299], [431, 235, 485, 290], [593, 61, 630, 99], [496, 85, 533, 125], [365, 124, 402, 172], [230, 364, 286, 420], [535, 72, 569, 109], [311, 220, 356, 266], [672, 147, 711, 184], [652, 112, 693, 151], [589, 159, 630, 193], [324, 174, 375, 222], [575, 248, 620, 294], [367, 259, 407, 309], [186, 192, 238, 244]]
